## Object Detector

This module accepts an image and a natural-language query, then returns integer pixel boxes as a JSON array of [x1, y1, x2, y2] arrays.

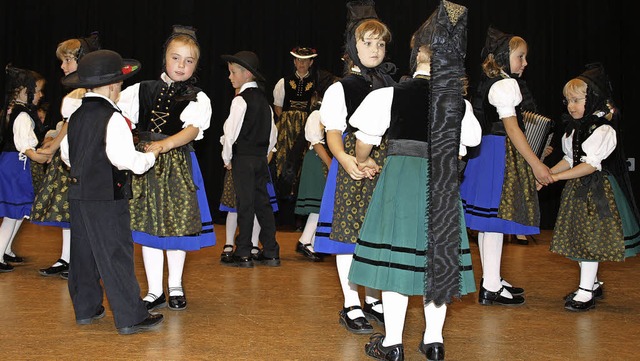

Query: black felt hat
[[221, 51, 265, 82], [61, 49, 141, 88], [578, 62, 612, 99]]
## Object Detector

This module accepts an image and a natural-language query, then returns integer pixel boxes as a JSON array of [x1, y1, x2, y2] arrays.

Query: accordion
[[522, 110, 554, 160]]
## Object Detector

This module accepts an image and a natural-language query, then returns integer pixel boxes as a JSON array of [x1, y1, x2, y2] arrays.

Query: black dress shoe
[[478, 286, 525, 306], [564, 283, 604, 301], [76, 305, 106, 325], [60, 270, 69, 280], [365, 333, 404, 361], [4, 254, 24, 263], [117, 313, 164, 335], [363, 300, 384, 325], [168, 288, 187, 311], [220, 245, 234, 264], [564, 297, 596, 312], [220, 255, 254, 268], [0, 262, 14, 273], [39, 259, 69, 276], [339, 306, 373, 334], [481, 278, 524, 296], [143, 293, 167, 311], [419, 341, 445, 361], [255, 252, 281, 267], [296, 242, 323, 262]]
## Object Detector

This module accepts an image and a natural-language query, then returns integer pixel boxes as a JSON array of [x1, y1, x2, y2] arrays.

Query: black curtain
[[2, 0, 637, 227]]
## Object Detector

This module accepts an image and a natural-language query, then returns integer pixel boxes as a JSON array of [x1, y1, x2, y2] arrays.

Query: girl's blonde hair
[[481, 36, 526, 78], [55, 39, 82, 61], [166, 34, 201, 65], [563, 78, 587, 98]]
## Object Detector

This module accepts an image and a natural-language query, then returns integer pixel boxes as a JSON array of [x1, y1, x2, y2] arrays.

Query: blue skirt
[[0, 152, 34, 219], [133, 154, 216, 251], [460, 135, 539, 235], [314, 158, 356, 254]]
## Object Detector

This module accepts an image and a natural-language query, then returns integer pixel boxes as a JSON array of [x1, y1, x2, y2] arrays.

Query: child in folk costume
[[460, 26, 554, 306], [60, 49, 163, 334], [34, 32, 101, 279], [314, 0, 396, 334], [0, 65, 48, 272], [118, 25, 215, 311], [548, 63, 640, 312], [348, 2, 478, 359], [220, 50, 280, 268]]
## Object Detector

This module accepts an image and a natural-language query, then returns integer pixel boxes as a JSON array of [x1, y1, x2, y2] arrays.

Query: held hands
[[532, 161, 554, 188], [144, 140, 171, 155], [357, 157, 380, 179], [337, 153, 378, 180]]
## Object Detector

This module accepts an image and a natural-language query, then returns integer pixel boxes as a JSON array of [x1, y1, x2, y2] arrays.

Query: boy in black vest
[[60, 49, 163, 334], [220, 51, 280, 268]]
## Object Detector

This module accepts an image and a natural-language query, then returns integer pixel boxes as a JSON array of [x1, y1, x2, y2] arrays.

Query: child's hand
[[357, 157, 380, 179], [337, 153, 367, 180], [151, 148, 161, 159]]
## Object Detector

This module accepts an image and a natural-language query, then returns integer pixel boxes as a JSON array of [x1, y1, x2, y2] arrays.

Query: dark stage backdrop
[[1, 0, 637, 228]]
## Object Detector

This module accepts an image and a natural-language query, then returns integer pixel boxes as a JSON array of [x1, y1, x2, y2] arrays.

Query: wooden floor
[[2, 221, 640, 361]]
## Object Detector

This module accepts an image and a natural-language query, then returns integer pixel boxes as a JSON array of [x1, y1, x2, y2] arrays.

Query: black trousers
[[68, 199, 149, 329], [232, 155, 279, 258]]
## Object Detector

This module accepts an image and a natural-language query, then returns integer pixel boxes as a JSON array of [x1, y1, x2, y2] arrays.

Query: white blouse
[[304, 110, 325, 149], [13, 111, 38, 154], [488, 76, 523, 119], [118, 73, 212, 141], [561, 122, 617, 171]]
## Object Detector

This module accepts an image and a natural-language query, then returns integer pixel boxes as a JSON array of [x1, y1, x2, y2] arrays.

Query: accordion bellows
[[522, 110, 554, 160]]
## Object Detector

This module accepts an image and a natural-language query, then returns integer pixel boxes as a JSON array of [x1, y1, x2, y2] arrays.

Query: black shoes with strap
[[363, 300, 384, 325], [419, 340, 445, 361], [564, 286, 597, 312], [144, 293, 167, 311], [478, 285, 526, 306], [339, 305, 374, 334], [295, 242, 323, 262], [4, 253, 24, 263], [39, 259, 69, 276], [365, 333, 404, 361], [168, 287, 187, 311]]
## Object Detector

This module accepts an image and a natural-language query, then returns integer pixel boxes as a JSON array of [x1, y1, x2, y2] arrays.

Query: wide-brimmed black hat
[[62, 49, 141, 88], [221, 51, 265, 82]]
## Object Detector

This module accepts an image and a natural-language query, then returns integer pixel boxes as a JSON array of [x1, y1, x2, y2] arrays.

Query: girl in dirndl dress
[[549, 63, 640, 312], [0, 65, 48, 272], [118, 25, 215, 311]]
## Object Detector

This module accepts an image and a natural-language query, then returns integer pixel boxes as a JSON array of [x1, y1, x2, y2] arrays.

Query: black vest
[[137, 80, 200, 136], [387, 78, 431, 142], [67, 96, 131, 201], [339, 74, 373, 134], [233, 87, 272, 156], [282, 72, 315, 112], [472, 75, 526, 135]]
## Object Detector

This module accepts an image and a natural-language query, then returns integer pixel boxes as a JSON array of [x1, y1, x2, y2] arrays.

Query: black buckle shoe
[[564, 282, 604, 301], [76, 305, 106, 325], [143, 293, 167, 311], [365, 333, 404, 361], [481, 278, 524, 296], [117, 313, 164, 335], [363, 300, 384, 325], [0, 262, 14, 273], [4, 253, 24, 263], [339, 306, 373, 334], [220, 245, 234, 264], [564, 287, 596, 312], [478, 285, 525, 306], [296, 242, 323, 262], [168, 287, 187, 311], [39, 259, 69, 276], [419, 340, 445, 361]]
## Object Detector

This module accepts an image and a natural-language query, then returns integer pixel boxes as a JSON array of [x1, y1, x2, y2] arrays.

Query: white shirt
[[319, 81, 348, 133], [304, 110, 325, 150], [272, 72, 310, 108], [488, 76, 523, 120], [348, 72, 481, 156], [117, 73, 212, 141], [221, 82, 277, 166], [60, 93, 156, 174], [561, 122, 617, 171]]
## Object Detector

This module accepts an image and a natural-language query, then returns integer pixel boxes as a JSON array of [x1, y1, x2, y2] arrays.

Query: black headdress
[[577, 62, 613, 117], [481, 25, 514, 74], [343, 0, 395, 88], [417, 0, 469, 305], [4, 64, 37, 106], [77, 32, 102, 61]]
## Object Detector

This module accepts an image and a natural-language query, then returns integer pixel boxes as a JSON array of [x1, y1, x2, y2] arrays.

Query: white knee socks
[[480, 232, 511, 297], [336, 254, 364, 319], [251, 216, 260, 249], [225, 212, 238, 246], [381, 291, 408, 346], [167, 249, 186, 297], [423, 301, 447, 344], [299, 213, 319, 251], [575, 261, 599, 302], [142, 246, 165, 300], [3, 218, 23, 256], [60, 228, 71, 263]]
